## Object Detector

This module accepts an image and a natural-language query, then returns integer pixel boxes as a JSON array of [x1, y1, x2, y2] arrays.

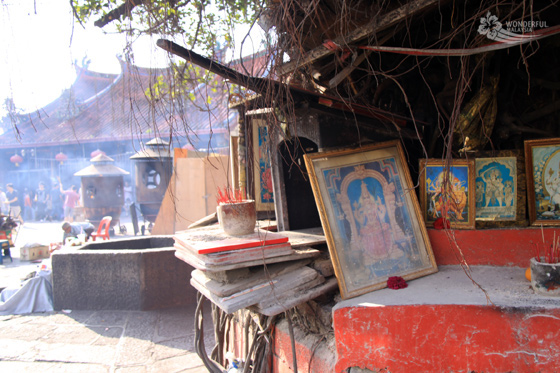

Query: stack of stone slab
[[173, 226, 338, 315]]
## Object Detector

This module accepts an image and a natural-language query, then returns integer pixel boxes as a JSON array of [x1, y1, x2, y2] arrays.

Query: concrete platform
[[333, 265, 560, 373], [0, 220, 215, 371], [0, 304, 214, 372]]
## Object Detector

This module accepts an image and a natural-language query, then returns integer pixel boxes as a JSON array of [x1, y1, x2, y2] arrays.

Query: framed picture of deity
[[524, 138, 560, 226], [474, 150, 527, 228], [304, 140, 437, 299], [251, 118, 274, 211], [418, 158, 475, 229]]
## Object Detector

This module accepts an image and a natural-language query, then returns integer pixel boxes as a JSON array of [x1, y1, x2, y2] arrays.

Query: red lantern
[[90, 149, 106, 158], [55, 152, 68, 165], [10, 154, 23, 167]]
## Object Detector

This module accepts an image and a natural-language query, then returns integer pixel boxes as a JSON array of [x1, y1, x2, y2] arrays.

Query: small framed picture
[[251, 118, 274, 212], [474, 150, 527, 228], [304, 140, 437, 299], [525, 138, 560, 226], [419, 158, 476, 229]]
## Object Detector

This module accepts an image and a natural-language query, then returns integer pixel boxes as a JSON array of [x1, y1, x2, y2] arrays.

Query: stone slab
[[174, 226, 289, 254], [174, 241, 293, 266], [191, 260, 311, 297], [175, 246, 321, 272], [252, 277, 339, 316], [191, 266, 320, 314], [256, 274, 326, 309], [52, 245, 196, 311]]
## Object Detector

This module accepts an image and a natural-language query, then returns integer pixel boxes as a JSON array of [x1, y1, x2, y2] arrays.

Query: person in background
[[0, 187, 9, 216], [23, 188, 33, 221], [61, 221, 95, 244], [6, 183, 23, 224], [49, 182, 63, 221], [35, 181, 50, 221], [60, 182, 80, 222], [123, 180, 133, 216]]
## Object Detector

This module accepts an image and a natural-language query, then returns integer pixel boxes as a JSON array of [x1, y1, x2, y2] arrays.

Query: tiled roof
[[0, 60, 238, 149]]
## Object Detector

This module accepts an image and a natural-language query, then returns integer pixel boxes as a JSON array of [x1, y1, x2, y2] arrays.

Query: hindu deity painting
[[525, 138, 560, 225], [419, 159, 475, 229], [475, 157, 517, 221], [305, 141, 437, 299], [252, 119, 274, 211]]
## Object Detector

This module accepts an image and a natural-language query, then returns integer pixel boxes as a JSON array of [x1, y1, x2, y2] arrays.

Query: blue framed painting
[[475, 157, 517, 221], [304, 140, 437, 299], [252, 118, 274, 211], [419, 158, 476, 229], [525, 138, 560, 226]]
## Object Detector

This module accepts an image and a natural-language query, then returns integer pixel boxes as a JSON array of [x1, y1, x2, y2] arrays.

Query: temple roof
[[0, 60, 237, 149]]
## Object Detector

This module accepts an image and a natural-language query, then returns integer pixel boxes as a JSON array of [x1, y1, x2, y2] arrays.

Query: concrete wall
[[52, 236, 197, 310]]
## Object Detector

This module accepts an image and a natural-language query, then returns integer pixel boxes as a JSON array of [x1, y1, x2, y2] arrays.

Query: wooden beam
[[279, 0, 441, 75]]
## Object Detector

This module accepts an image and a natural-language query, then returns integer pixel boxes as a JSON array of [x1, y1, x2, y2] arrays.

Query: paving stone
[[85, 310, 130, 327], [42, 310, 97, 324], [114, 366, 147, 373], [0, 339, 38, 359], [123, 311, 157, 340], [114, 337, 154, 366], [151, 337, 193, 360], [30, 342, 117, 365], [0, 322, 57, 341], [148, 352, 206, 372], [0, 361, 109, 373], [41, 325, 121, 345]]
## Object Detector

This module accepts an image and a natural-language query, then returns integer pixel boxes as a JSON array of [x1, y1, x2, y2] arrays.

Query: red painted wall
[[334, 304, 560, 373], [429, 227, 560, 267]]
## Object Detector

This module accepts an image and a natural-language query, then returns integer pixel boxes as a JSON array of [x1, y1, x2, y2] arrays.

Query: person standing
[[0, 187, 9, 216], [35, 182, 50, 221], [23, 188, 33, 221], [49, 182, 63, 221], [6, 183, 23, 224], [60, 183, 80, 222]]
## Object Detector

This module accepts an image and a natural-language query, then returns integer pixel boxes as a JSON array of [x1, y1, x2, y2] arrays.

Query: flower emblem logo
[[478, 11, 502, 37]]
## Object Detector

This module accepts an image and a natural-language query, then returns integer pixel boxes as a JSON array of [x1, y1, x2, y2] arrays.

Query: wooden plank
[[230, 135, 240, 190], [279, 0, 440, 75], [187, 213, 218, 229], [280, 227, 326, 248], [174, 243, 294, 268], [256, 275, 325, 310], [172, 155, 230, 232], [204, 154, 230, 216], [251, 277, 339, 316], [174, 226, 289, 254], [190, 260, 311, 297], [175, 158, 207, 231], [174, 242, 293, 265], [190, 266, 320, 314], [151, 173, 176, 235], [175, 246, 321, 272]]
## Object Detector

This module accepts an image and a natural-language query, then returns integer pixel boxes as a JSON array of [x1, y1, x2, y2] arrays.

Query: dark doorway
[[279, 137, 321, 230]]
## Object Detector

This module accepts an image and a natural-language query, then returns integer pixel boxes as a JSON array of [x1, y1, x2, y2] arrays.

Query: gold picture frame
[[419, 158, 476, 229], [524, 138, 560, 226], [304, 140, 437, 299], [474, 150, 527, 228]]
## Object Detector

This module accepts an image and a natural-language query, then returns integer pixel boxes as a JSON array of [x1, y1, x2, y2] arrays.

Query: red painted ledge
[[428, 227, 560, 267], [334, 304, 560, 373]]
